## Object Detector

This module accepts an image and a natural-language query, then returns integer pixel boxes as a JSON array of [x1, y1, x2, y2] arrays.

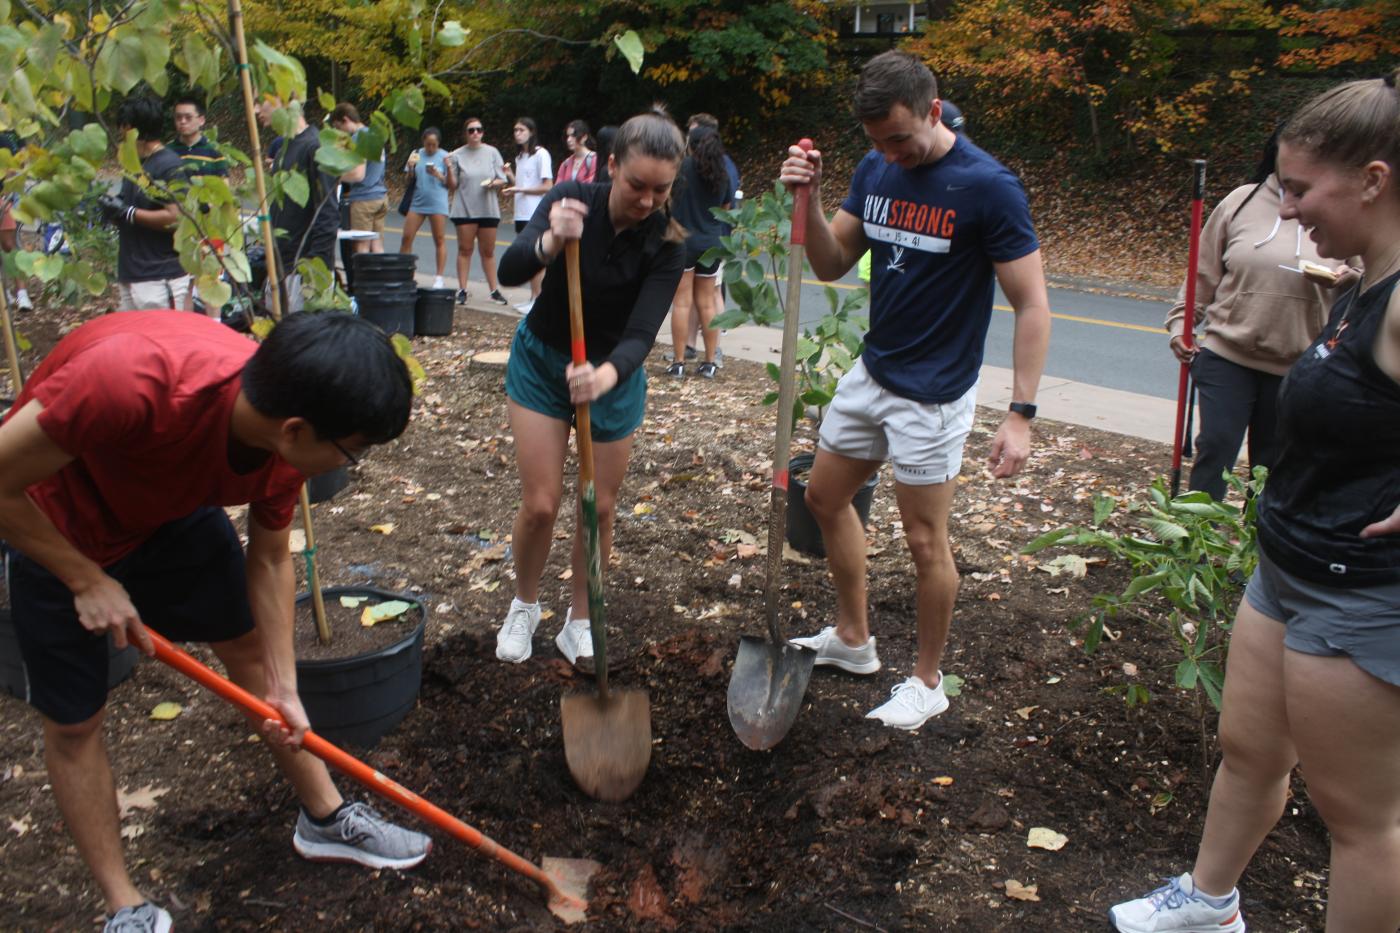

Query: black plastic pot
[[307, 465, 350, 504], [352, 252, 418, 284], [357, 292, 416, 337], [414, 288, 456, 336], [294, 586, 425, 748], [785, 452, 880, 558]]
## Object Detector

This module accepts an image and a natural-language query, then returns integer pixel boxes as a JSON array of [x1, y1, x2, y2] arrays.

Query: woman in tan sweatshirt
[[1165, 132, 1353, 499]]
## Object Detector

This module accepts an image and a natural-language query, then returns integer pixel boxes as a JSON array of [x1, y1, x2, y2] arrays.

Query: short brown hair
[[853, 51, 938, 122], [330, 102, 361, 126]]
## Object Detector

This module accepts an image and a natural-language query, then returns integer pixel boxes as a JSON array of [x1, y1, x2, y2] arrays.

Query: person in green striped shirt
[[169, 95, 229, 177]]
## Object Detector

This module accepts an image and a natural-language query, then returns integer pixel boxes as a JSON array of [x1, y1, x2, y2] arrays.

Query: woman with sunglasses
[[448, 118, 508, 305]]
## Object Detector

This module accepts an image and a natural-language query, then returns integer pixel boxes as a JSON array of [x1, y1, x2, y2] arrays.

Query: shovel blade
[[560, 689, 652, 803], [727, 636, 816, 750], [541, 856, 601, 925]]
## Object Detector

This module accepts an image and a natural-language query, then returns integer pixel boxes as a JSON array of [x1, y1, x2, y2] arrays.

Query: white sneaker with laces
[[103, 902, 172, 933], [788, 626, 880, 674], [865, 674, 949, 730], [1109, 874, 1245, 933], [555, 608, 594, 667], [495, 598, 541, 662]]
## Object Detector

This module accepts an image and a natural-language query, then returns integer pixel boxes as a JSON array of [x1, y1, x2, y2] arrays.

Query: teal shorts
[[504, 320, 647, 442]]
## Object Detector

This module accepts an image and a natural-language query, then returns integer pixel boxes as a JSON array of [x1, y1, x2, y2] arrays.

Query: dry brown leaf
[[1005, 879, 1040, 902], [117, 784, 169, 819]]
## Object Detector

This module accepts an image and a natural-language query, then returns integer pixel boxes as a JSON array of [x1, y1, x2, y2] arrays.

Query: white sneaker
[[1109, 874, 1245, 933], [432, 275, 444, 289], [866, 674, 949, 730], [788, 626, 881, 674], [15, 288, 32, 311], [495, 598, 541, 663], [514, 299, 535, 314], [555, 608, 594, 667], [103, 902, 171, 933]]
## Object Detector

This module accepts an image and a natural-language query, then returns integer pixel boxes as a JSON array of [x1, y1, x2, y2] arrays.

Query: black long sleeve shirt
[[499, 181, 684, 383]]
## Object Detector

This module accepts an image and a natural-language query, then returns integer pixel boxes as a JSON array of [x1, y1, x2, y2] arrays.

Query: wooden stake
[[228, 0, 330, 644]]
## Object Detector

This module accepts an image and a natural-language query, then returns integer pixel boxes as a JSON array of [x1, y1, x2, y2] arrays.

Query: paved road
[[380, 221, 1180, 401]]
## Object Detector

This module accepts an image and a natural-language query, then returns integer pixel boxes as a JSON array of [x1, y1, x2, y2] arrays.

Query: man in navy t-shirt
[[783, 51, 1051, 730]]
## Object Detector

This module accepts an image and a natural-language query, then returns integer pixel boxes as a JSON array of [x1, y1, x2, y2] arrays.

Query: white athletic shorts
[[818, 358, 977, 486], [117, 275, 193, 312]]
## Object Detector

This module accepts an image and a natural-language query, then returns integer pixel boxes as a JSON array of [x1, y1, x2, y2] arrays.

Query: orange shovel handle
[[147, 630, 582, 912]]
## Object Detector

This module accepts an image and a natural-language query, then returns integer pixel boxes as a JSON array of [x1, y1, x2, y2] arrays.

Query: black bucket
[[414, 288, 456, 336], [357, 292, 416, 337], [294, 586, 425, 748], [785, 452, 880, 558], [307, 465, 350, 504], [352, 279, 419, 299], [352, 252, 417, 284]]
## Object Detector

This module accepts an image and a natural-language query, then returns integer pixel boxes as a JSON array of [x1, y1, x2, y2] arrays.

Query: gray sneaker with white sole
[[293, 801, 431, 870]]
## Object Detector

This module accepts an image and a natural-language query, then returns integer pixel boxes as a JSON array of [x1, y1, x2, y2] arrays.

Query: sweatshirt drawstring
[[1252, 213, 1282, 249], [1294, 224, 1303, 259]]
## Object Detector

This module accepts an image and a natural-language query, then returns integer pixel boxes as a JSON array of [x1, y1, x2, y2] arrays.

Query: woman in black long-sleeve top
[[492, 109, 687, 669]]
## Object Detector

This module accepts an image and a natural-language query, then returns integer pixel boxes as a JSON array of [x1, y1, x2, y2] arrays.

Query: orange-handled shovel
[[147, 629, 592, 924]]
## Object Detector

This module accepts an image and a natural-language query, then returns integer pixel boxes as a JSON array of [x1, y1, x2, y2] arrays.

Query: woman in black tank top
[[1110, 71, 1400, 933]]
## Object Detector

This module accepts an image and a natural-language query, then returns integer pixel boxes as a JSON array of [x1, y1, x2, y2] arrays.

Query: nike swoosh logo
[[946, 184, 968, 191]]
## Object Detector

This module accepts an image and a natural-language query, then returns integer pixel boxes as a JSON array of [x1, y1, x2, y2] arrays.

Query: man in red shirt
[[0, 311, 428, 933]]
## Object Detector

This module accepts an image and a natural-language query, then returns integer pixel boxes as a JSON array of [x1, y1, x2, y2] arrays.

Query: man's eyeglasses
[[331, 439, 362, 465], [466, 126, 484, 134]]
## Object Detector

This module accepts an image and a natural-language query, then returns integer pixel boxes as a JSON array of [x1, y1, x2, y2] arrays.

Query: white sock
[[1186, 875, 1236, 908], [510, 597, 538, 612]]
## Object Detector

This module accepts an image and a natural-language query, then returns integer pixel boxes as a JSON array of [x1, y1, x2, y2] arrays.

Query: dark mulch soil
[[1, 307, 1328, 931]]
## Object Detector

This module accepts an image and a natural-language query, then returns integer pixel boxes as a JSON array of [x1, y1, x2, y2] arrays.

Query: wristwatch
[[1008, 402, 1037, 420]]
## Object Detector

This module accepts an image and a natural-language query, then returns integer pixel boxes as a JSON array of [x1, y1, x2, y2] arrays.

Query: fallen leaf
[[360, 600, 414, 626], [8, 817, 29, 836], [632, 502, 655, 516], [117, 784, 169, 819], [931, 776, 954, 786], [941, 673, 964, 697], [1027, 827, 1068, 851], [339, 596, 368, 608], [149, 702, 183, 721], [369, 523, 395, 535], [1015, 705, 1038, 721], [558, 568, 573, 580], [1005, 879, 1041, 902], [1037, 554, 1088, 578], [1122, 662, 1139, 677], [736, 543, 758, 559]]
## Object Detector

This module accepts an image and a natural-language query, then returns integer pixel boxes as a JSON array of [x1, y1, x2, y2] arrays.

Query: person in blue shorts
[[493, 109, 686, 669], [780, 51, 1051, 730]]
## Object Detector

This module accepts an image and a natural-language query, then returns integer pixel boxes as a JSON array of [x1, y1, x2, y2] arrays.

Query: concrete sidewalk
[[448, 274, 1178, 447]]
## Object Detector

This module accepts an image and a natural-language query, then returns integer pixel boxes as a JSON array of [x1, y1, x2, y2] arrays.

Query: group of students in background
[[344, 108, 741, 377]]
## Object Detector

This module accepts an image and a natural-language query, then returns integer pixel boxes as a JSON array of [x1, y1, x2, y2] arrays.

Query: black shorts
[[6, 508, 255, 724], [514, 220, 529, 234], [451, 217, 500, 229]]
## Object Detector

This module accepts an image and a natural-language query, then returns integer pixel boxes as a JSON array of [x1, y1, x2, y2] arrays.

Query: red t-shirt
[[8, 311, 305, 566]]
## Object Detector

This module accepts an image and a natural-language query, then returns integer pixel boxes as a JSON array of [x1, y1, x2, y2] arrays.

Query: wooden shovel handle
[[764, 139, 814, 647], [565, 239, 594, 487]]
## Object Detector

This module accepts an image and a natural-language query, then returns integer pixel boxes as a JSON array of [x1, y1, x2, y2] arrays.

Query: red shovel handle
[[146, 630, 583, 913]]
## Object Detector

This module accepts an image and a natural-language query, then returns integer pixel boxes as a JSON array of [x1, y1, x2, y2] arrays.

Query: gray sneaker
[[104, 903, 171, 933], [293, 801, 431, 870]]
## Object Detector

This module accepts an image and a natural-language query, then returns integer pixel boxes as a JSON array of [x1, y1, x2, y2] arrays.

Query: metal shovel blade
[[560, 689, 652, 803], [727, 635, 817, 751]]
